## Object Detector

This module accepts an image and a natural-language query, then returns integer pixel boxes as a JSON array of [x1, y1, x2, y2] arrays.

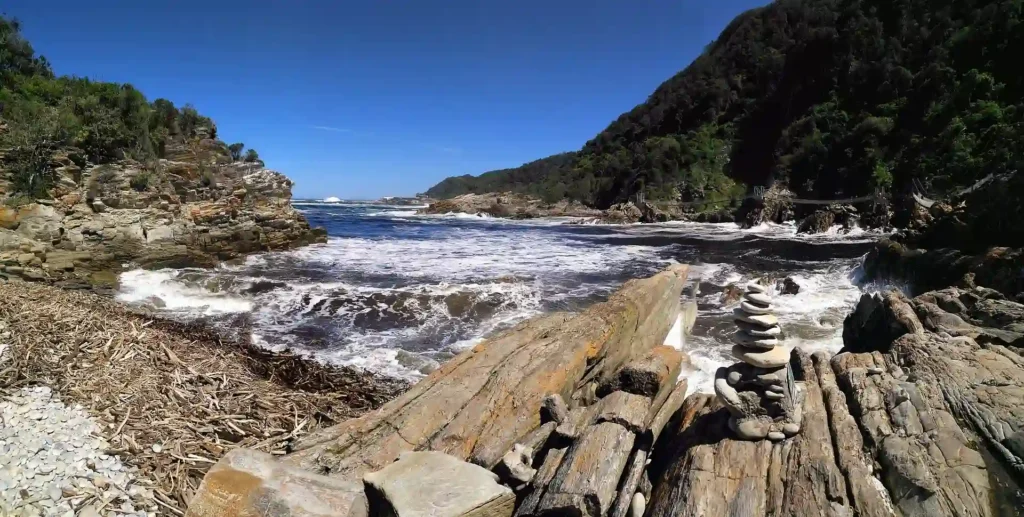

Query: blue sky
[[5, 0, 767, 199]]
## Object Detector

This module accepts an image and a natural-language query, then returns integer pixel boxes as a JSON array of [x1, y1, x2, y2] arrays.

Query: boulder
[[842, 290, 924, 353], [797, 210, 835, 234], [185, 449, 369, 517], [364, 451, 514, 517], [780, 277, 800, 295]]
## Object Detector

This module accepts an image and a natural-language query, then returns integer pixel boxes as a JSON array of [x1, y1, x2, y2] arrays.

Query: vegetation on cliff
[[0, 17, 260, 200], [427, 0, 1024, 211]]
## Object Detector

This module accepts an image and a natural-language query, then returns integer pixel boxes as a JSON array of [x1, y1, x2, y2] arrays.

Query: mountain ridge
[[426, 0, 1024, 222]]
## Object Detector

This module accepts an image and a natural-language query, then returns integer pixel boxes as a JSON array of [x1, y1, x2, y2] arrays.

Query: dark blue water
[[117, 202, 879, 388]]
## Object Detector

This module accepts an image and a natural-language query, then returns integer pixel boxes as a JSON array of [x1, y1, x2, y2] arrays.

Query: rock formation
[[714, 282, 802, 441], [0, 143, 325, 287], [185, 266, 1024, 517]]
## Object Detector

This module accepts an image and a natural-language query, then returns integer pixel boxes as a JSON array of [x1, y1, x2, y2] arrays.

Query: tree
[[228, 142, 245, 161], [243, 148, 260, 163]]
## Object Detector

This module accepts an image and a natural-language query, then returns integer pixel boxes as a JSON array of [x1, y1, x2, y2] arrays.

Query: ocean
[[115, 201, 891, 392]]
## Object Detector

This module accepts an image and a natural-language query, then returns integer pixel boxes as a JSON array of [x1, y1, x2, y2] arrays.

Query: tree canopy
[[427, 0, 1024, 210], [0, 16, 218, 198]]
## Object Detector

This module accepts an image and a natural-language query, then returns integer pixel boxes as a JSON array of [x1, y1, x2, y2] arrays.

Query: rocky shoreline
[[180, 259, 1024, 517], [420, 189, 894, 232], [1, 135, 326, 290]]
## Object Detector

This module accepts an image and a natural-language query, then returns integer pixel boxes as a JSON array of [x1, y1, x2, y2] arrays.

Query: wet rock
[[780, 277, 801, 295], [842, 290, 924, 353], [797, 210, 835, 234], [720, 284, 743, 305]]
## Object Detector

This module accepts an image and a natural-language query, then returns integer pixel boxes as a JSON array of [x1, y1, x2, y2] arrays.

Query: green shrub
[[228, 142, 245, 161], [200, 169, 216, 188], [3, 194, 34, 207], [130, 170, 153, 192], [243, 148, 260, 163]]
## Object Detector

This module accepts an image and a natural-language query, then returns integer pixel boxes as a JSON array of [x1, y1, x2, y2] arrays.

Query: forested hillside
[[426, 0, 1024, 211], [0, 17, 261, 203]]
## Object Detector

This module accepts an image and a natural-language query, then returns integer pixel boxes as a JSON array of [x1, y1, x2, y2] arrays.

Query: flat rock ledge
[[185, 266, 1024, 517]]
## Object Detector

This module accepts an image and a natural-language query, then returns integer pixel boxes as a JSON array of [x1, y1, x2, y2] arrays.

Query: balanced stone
[[734, 310, 778, 328], [744, 292, 772, 306], [731, 345, 790, 369], [745, 282, 768, 294], [767, 431, 786, 442], [737, 320, 781, 337], [731, 332, 777, 350], [740, 301, 773, 315]]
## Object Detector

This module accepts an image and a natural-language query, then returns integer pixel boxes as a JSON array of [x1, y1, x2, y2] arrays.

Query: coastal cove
[[113, 201, 884, 389]]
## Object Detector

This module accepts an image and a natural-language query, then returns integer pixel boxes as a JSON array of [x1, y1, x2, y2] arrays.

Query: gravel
[[0, 386, 158, 517]]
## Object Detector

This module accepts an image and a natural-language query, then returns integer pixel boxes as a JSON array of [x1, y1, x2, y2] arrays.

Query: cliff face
[[0, 139, 325, 287]]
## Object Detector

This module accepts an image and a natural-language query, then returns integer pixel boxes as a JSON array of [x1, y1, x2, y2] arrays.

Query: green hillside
[[427, 0, 1024, 212], [0, 17, 260, 202]]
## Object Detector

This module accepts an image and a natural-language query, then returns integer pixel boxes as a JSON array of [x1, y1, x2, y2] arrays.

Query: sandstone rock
[[364, 451, 514, 517], [185, 448, 369, 517], [288, 266, 688, 480], [594, 391, 652, 434], [746, 282, 768, 294], [737, 320, 781, 337], [597, 345, 683, 399], [745, 292, 772, 306], [540, 394, 569, 424], [797, 210, 836, 234], [536, 422, 636, 517]]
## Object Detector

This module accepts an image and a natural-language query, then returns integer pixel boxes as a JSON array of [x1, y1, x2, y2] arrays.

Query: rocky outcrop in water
[[421, 192, 680, 224], [421, 192, 605, 220], [0, 143, 325, 287]]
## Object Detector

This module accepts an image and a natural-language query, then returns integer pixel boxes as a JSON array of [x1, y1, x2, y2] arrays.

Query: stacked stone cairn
[[714, 281, 803, 441]]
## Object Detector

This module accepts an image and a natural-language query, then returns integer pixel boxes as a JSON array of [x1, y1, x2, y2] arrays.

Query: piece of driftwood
[[288, 265, 690, 481], [535, 422, 637, 517]]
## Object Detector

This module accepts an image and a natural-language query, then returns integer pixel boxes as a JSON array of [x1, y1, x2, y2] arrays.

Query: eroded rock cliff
[[0, 140, 325, 286]]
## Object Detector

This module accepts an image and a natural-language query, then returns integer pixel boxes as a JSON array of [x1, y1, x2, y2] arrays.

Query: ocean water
[[116, 202, 887, 391]]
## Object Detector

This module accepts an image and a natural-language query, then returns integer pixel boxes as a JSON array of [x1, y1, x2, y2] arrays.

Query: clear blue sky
[[5, 0, 767, 199]]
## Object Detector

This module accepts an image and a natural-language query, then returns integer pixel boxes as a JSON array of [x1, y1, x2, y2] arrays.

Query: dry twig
[[0, 282, 408, 515]]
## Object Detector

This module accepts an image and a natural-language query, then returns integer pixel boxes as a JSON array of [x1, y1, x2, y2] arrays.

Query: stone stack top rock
[[731, 284, 787, 368]]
